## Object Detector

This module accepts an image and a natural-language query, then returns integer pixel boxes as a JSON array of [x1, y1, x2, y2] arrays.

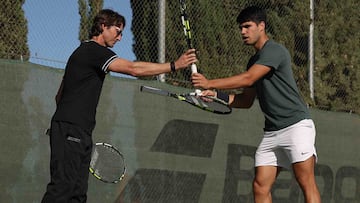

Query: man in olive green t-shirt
[[192, 6, 321, 203]]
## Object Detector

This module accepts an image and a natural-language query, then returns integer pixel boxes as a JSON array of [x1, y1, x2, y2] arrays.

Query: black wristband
[[170, 61, 176, 72], [217, 91, 229, 103]]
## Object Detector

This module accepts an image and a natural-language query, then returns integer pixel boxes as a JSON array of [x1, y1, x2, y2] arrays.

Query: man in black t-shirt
[[41, 9, 197, 203]]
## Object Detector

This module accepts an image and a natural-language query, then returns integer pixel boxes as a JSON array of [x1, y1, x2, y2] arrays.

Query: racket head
[[89, 142, 126, 184], [181, 94, 232, 114]]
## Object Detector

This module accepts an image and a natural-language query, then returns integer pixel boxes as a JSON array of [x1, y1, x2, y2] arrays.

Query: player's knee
[[295, 173, 317, 190], [253, 179, 271, 196]]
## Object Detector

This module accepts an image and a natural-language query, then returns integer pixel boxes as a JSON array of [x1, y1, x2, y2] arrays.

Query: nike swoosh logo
[[301, 152, 309, 155]]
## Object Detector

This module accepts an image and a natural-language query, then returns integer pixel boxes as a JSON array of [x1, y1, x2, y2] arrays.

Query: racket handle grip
[[191, 63, 197, 73], [190, 64, 201, 95]]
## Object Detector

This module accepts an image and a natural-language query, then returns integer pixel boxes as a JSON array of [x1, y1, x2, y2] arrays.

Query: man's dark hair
[[237, 6, 267, 25], [89, 9, 126, 38]]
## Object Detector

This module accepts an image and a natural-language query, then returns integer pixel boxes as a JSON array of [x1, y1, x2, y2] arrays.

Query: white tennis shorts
[[255, 119, 318, 169]]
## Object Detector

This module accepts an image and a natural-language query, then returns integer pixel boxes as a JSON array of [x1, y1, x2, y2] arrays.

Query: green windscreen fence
[[1, 60, 359, 203]]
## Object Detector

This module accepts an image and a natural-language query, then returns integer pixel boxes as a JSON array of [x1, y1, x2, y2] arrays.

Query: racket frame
[[140, 85, 231, 114], [89, 142, 126, 184]]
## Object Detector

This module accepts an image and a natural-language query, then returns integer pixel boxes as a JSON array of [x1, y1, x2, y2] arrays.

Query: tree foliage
[[313, 0, 360, 113], [129, 0, 159, 80], [78, 0, 103, 42], [0, 0, 29, 60]]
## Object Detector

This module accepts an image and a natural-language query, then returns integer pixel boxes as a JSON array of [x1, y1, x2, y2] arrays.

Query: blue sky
[[22, 0, 135, 70]]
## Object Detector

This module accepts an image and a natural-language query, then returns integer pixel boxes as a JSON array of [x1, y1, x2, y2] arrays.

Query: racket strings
[[90, 144, 125, 183], [185, 95, 231, 113]]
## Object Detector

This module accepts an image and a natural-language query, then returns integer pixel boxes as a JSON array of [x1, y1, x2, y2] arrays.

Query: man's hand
[[192, 72, 210, 89], [199, 89, 216, 97], [175, 49, 197, 69]]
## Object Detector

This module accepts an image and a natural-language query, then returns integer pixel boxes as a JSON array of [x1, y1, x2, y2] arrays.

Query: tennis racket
[[140, 85, 232, 114], [180, 0, 202, 95], [44, 129, 126, 183], [180, 0, 197, 74], [89, 142, 126, 184]]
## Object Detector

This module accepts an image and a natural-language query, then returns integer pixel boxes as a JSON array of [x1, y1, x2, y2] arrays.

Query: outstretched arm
[[193, 63, 269, 108], [107, 49, 197, 77], [201, 87, 257, 109], [192, 64, 271, 90]]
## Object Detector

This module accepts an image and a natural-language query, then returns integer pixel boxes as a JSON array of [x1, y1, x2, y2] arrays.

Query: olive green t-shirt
[[247, 40, 310, 131]]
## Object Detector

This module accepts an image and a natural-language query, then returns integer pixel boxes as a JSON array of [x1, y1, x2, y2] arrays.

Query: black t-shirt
[[53, 41, 117, 132]]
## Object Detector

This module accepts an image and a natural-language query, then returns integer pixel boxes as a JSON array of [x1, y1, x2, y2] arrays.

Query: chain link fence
[[0, 0, 29, 60], [1, 0, 359, 114]]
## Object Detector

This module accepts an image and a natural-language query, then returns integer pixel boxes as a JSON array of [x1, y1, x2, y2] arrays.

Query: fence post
[[309, 0, 314, 100], [157, 0, 166, 82]]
